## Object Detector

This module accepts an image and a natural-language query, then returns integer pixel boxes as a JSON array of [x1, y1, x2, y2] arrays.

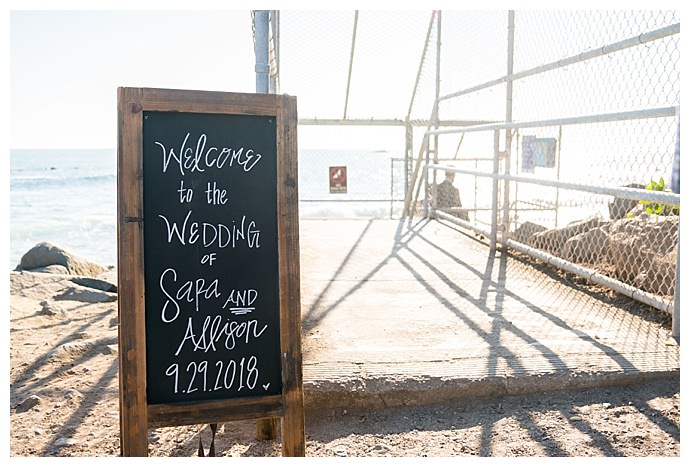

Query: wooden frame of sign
[[117, 87, 304, 457]]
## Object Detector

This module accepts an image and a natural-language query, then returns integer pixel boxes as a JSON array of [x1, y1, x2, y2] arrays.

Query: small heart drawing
[[263, 383, 270, 391]]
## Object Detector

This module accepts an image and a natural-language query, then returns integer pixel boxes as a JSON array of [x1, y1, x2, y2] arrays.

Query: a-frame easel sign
[[116, 87, 304, 456]]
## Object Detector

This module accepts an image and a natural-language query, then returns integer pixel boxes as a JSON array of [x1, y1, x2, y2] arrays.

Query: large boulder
[[512, 221, 548, 245], [561, 226, 609, 264], [16, 242, 107, 277], [530, 216, 604, 255], [608, 211, 678, 257], [607, 212, 678, 295], [512, 211, 678, 297], [634, 250, 677, 296], [608, 183, 645, 220]]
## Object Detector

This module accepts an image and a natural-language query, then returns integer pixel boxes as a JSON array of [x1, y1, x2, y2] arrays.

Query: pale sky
[[8, 6, 258, 149], [4, 1, 438, 150], [4, 1, 447, 153], [5, 0, 656, 150]]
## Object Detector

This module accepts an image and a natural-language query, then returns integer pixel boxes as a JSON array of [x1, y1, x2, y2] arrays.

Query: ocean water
[[11, 146, 672, 270], [9, 148, 405, 270], [10, 149, 118, 270]]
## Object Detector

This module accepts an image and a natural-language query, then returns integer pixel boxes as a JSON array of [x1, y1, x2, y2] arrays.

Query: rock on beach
[[15, 241, 108, 277], [11, 241, 117, 304]]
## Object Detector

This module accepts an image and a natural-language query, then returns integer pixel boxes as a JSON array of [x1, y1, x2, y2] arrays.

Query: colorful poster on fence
[[533, 138, 557, 168], [329, 166, 347, 194], [522, 136, 557, 172]]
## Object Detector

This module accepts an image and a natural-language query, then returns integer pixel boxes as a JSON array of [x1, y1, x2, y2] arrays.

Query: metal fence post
[[501, 11, 515, 248], [672, 111, 680, 339], [673, 230, 680, 339], [253, 10, 270, 94], [491, 129, 500, 250], [252, 8, 277, 442]]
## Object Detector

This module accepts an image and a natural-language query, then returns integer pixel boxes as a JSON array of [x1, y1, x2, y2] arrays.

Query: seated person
[[434, 171, 469, 221]]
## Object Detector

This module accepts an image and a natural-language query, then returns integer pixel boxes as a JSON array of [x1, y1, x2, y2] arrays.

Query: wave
[[11, 173, 116, 189]]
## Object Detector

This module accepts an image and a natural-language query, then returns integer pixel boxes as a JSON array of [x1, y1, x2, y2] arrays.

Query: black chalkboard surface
[[142, 111, 281, 404]]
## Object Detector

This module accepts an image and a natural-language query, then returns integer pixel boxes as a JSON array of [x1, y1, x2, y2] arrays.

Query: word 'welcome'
[[156, 132, 262, 176]]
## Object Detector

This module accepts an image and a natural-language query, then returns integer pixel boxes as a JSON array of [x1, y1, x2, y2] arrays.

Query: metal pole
[[269, 10, 280, 93], [405, 119, 412, 211], [253, 10, 270, 94], [673, 230, 680, 339], [434, 10, 441, 144], [490, 130, 500, 250], [501, 11, 515, 248], [252, 9, 275, 442], [424, 135, 431, 218], [429, 106, 677, 136], [343, 11, 359, 119], [429, 11, 442, 218], [672, 110, 680, 340]]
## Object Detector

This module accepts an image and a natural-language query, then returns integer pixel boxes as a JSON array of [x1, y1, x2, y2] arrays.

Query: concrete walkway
[[298, 218, 680, 412]]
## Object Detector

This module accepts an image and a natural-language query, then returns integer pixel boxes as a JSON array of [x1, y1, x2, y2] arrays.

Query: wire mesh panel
[[271, 9, 680, 312], [278, 10, 433, 121], [298, 149, 406, 218], [425, 10, 680, 312], [276, 10, 438, 218]]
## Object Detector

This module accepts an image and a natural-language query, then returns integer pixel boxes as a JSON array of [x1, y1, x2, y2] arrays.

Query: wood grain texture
[[117, 86, 148, 456], [117, 88, 304, 456]]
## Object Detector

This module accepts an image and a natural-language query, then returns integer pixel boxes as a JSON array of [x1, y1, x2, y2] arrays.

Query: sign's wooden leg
[[256, 417, 279, 440]]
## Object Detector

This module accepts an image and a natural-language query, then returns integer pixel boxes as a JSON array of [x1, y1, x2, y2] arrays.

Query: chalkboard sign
[[142, 111, 281, 404], [117, 88, 304, 457]]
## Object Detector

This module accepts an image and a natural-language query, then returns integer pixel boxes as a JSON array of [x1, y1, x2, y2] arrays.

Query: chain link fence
[[270, 10, 680, 318], [424, 11, 680, 318], [275, 11, 437, 217]]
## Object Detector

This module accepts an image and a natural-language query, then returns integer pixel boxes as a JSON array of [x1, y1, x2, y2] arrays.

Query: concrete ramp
[[298, 219, 679, 411]]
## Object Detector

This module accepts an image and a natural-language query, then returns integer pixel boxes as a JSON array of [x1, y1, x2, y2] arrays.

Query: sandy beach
[[8, 246, 680, 457]]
